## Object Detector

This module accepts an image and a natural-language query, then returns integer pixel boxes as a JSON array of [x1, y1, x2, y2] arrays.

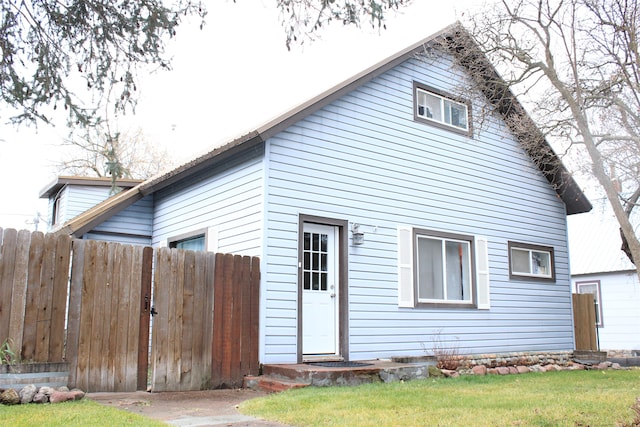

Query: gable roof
[[53, 23, 591, 238]]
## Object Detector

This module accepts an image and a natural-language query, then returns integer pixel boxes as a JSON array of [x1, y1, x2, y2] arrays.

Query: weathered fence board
[[7, 230, 30, 358], [573, 293, 598, 351]]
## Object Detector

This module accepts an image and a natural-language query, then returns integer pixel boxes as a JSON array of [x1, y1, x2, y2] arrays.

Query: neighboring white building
[[568, 198, 640, 354]]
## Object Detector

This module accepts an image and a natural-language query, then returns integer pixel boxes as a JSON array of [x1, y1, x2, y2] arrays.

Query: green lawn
[[240, 369, 640, 426], [0, 399, 166, 427]]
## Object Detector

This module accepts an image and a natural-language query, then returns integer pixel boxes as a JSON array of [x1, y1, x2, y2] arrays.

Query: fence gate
[[150, 251, 260, 391], [572, 293, 598, 351], [67, 240, 153, 392]]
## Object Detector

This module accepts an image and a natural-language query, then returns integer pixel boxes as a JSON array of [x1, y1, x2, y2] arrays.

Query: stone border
[[430, 351, 628, 378], [0, 384, 85, 405]]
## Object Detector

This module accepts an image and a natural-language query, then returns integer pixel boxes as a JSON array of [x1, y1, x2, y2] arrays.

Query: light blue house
[[46, 24, 591, 365]]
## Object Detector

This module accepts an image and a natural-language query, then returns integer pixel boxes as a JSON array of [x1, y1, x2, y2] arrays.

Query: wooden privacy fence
[[0, 228, 70, 363], [572, 293, 598, 351], [0, 228, 260, 392]]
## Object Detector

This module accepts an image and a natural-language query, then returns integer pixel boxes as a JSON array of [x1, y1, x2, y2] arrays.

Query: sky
[[0, 1, 486, 231]]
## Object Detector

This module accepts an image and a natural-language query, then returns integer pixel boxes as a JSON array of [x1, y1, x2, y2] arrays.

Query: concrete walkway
[[88, 389, 290, 427]]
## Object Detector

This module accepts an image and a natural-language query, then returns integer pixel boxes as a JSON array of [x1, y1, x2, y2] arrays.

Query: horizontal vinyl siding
[[262, 53, 572, 363], [89, 195, 154, 244], [152, 156, 264, 256]]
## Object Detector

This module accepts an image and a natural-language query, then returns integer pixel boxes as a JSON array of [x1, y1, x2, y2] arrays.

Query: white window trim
[[167, 226, 218, 252], [398, 226, 490, 309], [415, 234, 473, 304]]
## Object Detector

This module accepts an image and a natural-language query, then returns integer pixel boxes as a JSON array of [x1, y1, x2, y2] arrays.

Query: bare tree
[[276, 0, 411, 49], [58, 124, 175, 191], [447, 0, 640, 276]]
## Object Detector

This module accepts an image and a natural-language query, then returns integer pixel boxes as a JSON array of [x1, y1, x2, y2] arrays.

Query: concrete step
[[261, 360, 431, 387], [243, 375, 310, 393]]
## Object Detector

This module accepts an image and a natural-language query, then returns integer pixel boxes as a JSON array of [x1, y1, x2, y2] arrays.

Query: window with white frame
[[414, 82, 470, 132], [168, 228, 207, 251], [508, 241, 555, 281], [417, 233, 472, 303], [170, 235, 205, 251], [167, 227, 218, 252], [398, 226, 490, 309], [576, 280, 603, 327]]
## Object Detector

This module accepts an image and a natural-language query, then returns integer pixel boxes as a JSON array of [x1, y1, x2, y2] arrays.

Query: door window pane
[[303, 231, 330, 292]]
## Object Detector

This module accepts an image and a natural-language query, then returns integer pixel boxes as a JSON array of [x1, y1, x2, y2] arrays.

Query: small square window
[[414, 82, 470, 133], [508, 241, 555, 281]]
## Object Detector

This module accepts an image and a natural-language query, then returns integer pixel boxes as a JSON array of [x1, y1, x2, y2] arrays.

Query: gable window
[[398, 227, 490, 309], [576, 280, 603, 327], [414, 82, 470, 133], [508, 241, 555, 281]]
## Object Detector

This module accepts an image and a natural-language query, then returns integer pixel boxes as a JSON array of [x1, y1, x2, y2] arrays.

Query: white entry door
[[302, 223, 339, 357]]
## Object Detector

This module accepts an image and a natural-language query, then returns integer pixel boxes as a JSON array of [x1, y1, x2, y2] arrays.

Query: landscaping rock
[[32, 392, 48, 403], [508, 367, 518, 374], [516, 366, 530, 374], [471, 365, 487, 376], [70, 389, 85, 400], [441, 369, 459, 378], [39, 386, 55, 397], [50, 390, 77, 403], [496, 367, 510, 375], [19, 384, 37, 404], [1, 388, 20, 405]]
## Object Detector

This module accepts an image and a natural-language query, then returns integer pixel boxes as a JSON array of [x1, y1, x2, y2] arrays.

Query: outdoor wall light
[[351, 223, 364, 245]]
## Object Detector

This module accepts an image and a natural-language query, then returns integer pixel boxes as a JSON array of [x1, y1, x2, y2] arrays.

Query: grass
[[0, 398, 166, 427], [240, 369, 640, 426]]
